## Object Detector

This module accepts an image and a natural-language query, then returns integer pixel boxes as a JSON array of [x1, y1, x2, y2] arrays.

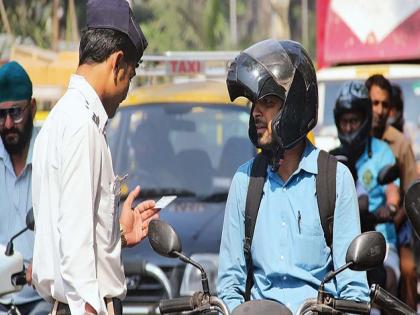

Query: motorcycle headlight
[[180, 253, 219, 295]]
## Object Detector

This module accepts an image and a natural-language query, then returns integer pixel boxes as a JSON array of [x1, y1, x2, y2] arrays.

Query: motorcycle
[[148, 218, 417, 315], [0, 209, 35, 297]]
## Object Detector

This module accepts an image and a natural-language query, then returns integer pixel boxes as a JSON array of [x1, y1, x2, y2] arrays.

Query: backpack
[[243, 150, 337, 301]]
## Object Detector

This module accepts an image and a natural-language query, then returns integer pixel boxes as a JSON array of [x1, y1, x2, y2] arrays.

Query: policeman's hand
[[120, 186, 159, 247], [25, 263, 32, 285], [85, 302, 97, 315]]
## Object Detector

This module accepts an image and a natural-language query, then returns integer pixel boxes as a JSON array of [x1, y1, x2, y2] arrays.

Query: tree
[[1, 0, 53, 48]]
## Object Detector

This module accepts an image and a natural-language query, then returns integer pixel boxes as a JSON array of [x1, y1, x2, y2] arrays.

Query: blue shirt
[[217, 141, 369, 314], [0, 129, 40, 305], [355, 137, 397, 246]]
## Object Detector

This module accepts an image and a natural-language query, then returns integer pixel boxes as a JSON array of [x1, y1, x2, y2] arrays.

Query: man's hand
[[119, 186, 159, 247], [85, 303, 97, 315], [375, 205, 395, 223]]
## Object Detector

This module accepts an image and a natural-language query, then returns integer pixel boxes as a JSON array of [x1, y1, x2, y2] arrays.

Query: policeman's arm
[[59, 123, 104, 315]]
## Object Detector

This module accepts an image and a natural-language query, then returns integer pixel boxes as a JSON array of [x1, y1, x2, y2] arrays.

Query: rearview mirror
[[26, 208, 35, 231], [148, 220, 182, 258], [346, 231, 386, 271], [377, 164, 399, 185], [404, 180, 420, 239]]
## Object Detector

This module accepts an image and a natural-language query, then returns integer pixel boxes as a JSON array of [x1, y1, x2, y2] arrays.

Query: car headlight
[[179, 253, 219, 296]]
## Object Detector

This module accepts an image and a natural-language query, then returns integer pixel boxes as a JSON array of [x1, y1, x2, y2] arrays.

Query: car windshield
[[107, 103, 254, 199]]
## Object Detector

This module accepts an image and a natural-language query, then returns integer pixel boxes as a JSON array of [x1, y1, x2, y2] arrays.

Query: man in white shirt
[[31, 1, 159, 314]]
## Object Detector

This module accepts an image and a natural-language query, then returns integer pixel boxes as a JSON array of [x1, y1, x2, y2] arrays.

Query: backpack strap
[[316, 150, 337, 248], [243, 152, 269, 301]]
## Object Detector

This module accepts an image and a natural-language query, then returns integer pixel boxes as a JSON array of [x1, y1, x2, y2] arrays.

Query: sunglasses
[[0, 102, 30, 125]]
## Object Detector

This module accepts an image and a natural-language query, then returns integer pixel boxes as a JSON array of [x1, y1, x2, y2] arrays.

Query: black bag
[[243, 150, 337, 301]]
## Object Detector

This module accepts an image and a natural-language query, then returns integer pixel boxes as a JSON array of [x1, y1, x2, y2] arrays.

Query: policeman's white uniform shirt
[[32, 74, 125, 315]]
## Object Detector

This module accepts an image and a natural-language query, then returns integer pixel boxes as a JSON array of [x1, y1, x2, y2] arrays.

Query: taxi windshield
[[107, 103, 254, 199]]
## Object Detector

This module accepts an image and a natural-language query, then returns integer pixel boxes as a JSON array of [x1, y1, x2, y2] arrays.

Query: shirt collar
[[0, 138, 7, 162], [268, 139, 319, 179], [297, 140, 319, 175], [68, 74, 108, 134], [26, 127, 38, 165], [382, 125, 396, 144]]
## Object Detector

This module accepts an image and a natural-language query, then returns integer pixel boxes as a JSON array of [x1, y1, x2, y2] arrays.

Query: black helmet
[[334, 81, 372, 151], [226, 39, 318, 151]]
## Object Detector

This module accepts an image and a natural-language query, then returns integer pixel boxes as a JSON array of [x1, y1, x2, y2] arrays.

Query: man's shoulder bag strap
[[242, 149, 337, 301], [243, 152, 268, 301], [316, 150, 337, 248]]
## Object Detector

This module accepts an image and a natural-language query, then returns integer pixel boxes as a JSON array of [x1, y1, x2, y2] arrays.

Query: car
[[106, 79, 256, 314]]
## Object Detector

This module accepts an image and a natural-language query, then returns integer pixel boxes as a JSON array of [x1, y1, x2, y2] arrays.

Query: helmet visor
[[227, 39, 296, 102]]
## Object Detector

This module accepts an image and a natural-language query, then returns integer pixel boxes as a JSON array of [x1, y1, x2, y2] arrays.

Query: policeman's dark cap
[[87, 0, 148, 62]]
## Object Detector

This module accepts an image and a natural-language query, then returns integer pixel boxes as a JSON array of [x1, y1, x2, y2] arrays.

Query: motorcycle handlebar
[[159, 296, 195, 314], [331, 298, 370, 314], [370, 284, 417, 315], [159, 293, 230, 315]]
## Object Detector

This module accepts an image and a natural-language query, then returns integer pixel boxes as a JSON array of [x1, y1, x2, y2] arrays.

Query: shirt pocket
[[293, 233, 328, 270]]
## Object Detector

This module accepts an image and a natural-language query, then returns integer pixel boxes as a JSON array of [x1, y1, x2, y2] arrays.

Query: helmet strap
[[270, 145, 284, 172]]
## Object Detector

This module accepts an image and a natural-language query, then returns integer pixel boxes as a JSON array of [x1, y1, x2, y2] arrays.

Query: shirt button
[[282, 222, 286, 226], [280, 255, 284, 260], [282, 187, 286, 191], [283, 276, 287, 280]]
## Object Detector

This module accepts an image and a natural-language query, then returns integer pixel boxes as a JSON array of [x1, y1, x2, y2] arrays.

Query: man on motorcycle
[[330, 81, 400, 300], [0, 61, 50, 314], [217, 39, 369, 314], [366, 74, 418, 310]]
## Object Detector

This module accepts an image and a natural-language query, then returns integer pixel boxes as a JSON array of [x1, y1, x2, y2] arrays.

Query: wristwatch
[[120, 224, 128, 248], [387, 204, 398, 216]]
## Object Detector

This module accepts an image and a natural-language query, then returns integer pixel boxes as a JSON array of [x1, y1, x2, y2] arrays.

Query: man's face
[[338, 111, 363, 135], [252, 95, 283, 149], [369, 84, 391, 130], [0, 99, 34, 155], [107, 60, 137, 118]]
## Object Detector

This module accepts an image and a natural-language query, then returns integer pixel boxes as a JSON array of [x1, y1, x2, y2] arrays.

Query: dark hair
[[391, 83, 404, 112], [79, 28, 138, 66], [365, 74, 392, 98]]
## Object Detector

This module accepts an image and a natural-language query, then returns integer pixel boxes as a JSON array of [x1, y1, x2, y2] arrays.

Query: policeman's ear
[[112, 51, 125, 83]]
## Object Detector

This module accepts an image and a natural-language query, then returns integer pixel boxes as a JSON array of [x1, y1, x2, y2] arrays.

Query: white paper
[[155, 195, 177, 209]]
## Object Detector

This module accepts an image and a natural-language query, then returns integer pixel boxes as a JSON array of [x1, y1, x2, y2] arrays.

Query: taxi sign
[[167, 60, 205, 75]]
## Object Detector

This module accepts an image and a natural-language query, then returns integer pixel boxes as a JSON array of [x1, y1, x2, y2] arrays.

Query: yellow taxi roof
[[122, 80, 249, 107]]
